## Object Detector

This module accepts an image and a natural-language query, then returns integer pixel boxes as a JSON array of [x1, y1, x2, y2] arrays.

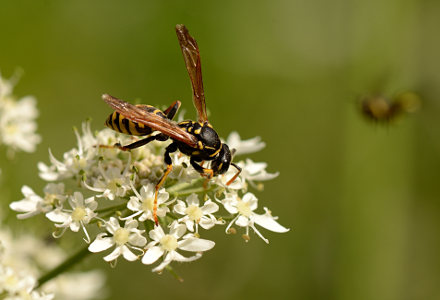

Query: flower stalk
[[37, 245, 91, 288]]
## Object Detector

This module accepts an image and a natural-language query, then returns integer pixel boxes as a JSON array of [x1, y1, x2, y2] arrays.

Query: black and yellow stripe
[[105, 112, 153, 136]]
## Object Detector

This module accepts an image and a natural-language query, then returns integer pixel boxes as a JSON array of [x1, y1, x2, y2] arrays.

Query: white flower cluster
[[0, 71, 41, 155], [0, 227, 105, 300], [10, 122, 289, 273]]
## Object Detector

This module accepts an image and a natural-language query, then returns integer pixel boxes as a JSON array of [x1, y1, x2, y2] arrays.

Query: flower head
[[46, 192, 98, 242], [13, 119, 288, 275], [174, 194, 221, 233], [222, 192, 289, 244], [0, 72, 40, 154], [88, 218, 147, 262], [142, 221, 215, 272]]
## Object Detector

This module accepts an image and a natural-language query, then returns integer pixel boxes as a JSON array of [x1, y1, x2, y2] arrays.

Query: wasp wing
[[102, 94, 198, 147], [175, 24, 208, 123]]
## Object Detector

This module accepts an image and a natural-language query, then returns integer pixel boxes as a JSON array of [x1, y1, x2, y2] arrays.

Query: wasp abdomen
[[105, 104, 173, 136]]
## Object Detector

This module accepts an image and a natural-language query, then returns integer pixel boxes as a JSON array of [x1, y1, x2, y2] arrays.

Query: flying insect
[[360, 92, 420, 123], [102, 24, 241, 225]]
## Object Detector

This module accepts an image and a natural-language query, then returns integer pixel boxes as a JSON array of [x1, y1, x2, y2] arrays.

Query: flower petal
[[178, 237, 215, 252], [149, 226, 165, 241], [121, 245, 138, 261], [128, 233, 147, 247], [88, 235, 114, 253], [173, 200, 187, 215], [253, 213, 290, 233], [46, 209, 70, 223], [142, 246, 164, 265], [103, 246, 122, 262], [169, 250, 202, 262], [201, 200, 219, 214]]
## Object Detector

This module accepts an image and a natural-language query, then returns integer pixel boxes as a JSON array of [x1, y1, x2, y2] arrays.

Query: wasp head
[[211, 143, 232, 176]]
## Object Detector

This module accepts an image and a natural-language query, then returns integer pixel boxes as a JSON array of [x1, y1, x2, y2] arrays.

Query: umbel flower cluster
[[10, 121, 289, 273], [0, 72, 40, 155], [0, 227, 105, 300]]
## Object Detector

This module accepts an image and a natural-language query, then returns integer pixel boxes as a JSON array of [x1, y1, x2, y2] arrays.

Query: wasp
[[102, 24, 242, 225], [360, 92, 420, 123]]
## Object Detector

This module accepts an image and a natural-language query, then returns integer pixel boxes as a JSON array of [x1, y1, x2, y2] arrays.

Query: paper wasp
[[102, 24, 241, 225]]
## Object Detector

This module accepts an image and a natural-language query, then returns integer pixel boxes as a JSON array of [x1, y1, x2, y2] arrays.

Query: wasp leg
[[163, 100, 181, 120], [113, 133, 169, 151], [153, 142, 178, 225], [226, 162, 242, 186], [190, 157, 214, 179]]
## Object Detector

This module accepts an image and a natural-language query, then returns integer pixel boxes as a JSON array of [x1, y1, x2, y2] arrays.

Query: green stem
[[165, 265, 184, 282], [166, 177, 206, 193], [37, 245, 91, 288], [171, 185, 216, 197], [96, 203, 127, 213]]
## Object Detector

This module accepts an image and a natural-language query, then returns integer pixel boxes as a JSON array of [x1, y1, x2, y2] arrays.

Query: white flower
[[0, 95, 41, 153], [0, 266, 36, 294], [241, 159, 279, 182], [142, 221, 215, 272], [174, 194, 220, 233], [167, 152, 199, 182], [88, 217, 146, 262], [222, 192, 289, 244], [38, 126, 98, 181], [10, 184, 66, 219], [0, 71, 15, 98], [0, 266, 54, 300], [46, 192, 98, 242], [41, 270, 106, 300], [217, 159, 279, 190], [123, 183, 172, 222], [226, 131, 265, 156], [84, 159, 132, 201]]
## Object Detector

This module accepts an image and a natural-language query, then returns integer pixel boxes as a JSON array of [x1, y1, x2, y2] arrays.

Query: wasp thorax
[[199, 125, 221, 151]]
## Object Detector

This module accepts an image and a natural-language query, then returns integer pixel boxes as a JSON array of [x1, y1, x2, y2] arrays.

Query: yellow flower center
[[141, 196, 154, 212], [185, 204, 203, 221], [160, 234, 178, 251], [5, 273, 19, 288], [5, 124, 17, 135], [71, 207, 87, 222], [74, 157, 88, 169], [44, 193, 58, 205], [114, 228, 129, 246], [237, 199, 252, 217], [108, 178, 123, 192]]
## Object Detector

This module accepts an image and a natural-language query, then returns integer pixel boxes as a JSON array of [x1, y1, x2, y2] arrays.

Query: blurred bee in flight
[[360, 91, 421, 123]]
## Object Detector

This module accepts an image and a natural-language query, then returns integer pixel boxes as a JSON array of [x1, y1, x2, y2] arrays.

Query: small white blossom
[[38, 126, 98, 181], [142, 221, 215, 272], [226, 131, 266, 156], [42, 271, 106, 300], [10, 184, 66, 219], [0, 72, 40, 154], [123, 183, 172, 222], [46, 192, 97, 242], [174, 194, 220, 233], [88, 217, 146, 262], [222, 192, 289, 244], [84, 160, 132, 201]]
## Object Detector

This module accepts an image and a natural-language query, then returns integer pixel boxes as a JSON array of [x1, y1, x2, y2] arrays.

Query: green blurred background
[[1, 0, 440, 299]]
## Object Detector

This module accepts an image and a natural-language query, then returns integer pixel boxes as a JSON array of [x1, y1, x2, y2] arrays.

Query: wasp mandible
[[102, 24, 242, 225]]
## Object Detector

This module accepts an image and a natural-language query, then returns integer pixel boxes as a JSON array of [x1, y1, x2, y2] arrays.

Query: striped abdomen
[[105, 105, 167, 136]]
